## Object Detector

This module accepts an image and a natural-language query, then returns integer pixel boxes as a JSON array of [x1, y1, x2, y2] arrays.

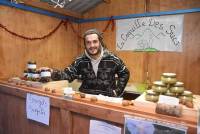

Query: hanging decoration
[[0, 16, 115, 41], [0, 21, 63, 40], [50, 0, 73, 8], [103, 16, 115, 32]]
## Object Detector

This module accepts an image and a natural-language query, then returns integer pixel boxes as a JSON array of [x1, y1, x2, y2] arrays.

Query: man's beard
[[86, 46, 102, 56]]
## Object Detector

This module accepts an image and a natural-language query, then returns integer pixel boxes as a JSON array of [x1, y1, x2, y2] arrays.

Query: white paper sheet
[[158, 95, 179, 105], [26, 93, 50, 125], [85, 94, 123, 104], [90, 120, 121, 134]]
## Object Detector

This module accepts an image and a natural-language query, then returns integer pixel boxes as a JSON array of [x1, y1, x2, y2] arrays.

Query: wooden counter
[[0, 81, 197, 134]]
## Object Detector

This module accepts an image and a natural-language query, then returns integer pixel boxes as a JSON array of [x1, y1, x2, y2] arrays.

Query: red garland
[[0, 20, 64, 40], [103, 16, 115, 32], [0, 16, 115, 41], [63, 20, 83, 39]]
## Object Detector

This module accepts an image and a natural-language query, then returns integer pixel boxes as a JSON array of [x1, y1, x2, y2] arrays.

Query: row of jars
[[23, 61, 51, 83]]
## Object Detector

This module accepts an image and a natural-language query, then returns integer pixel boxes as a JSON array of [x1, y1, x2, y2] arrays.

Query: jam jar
[[179, 90, 193, 107], [152, 81, 167, 94], [161, 73, 177, 84], [145, 90, 159, 102], [40, 69, 51, 83], [170, 82, 184, 94], [32, 70, 40, 81], [27, 61, 36, 72], [27, 61, 36, 81]]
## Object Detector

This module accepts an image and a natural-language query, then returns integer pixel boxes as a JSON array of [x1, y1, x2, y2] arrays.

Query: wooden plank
[[60, 109, 72, 134]]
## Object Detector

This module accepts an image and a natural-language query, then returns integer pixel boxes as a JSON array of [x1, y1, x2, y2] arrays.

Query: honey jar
[[161, 73, 177, 84], [145, 90, 159, 102]]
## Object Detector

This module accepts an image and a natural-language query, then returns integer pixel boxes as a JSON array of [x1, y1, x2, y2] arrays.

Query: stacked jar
[[26, 61, 37, 81], [39, 68, 51, 83]]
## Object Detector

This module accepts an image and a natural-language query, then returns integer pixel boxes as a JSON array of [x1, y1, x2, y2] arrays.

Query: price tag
[[158, 95, 179, 105]]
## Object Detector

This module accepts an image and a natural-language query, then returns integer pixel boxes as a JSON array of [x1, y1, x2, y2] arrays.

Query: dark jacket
[[52, 49, 130, 97]]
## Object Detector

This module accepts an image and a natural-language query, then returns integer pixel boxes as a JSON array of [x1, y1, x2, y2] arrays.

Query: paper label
[[158, 95, 179, 105]]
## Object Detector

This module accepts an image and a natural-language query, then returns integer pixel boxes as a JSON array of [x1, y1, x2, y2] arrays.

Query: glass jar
[[145, 90, 159, 102], [179, 90, 193, 108], [32, 70, 40, 81], [170, 82, 184, 94], [152, 81, 167, 94], [165, 90, 176, 97], [161, 73, 177, 84], [27, 61, 36, 72], [40, 69, 51, 83]]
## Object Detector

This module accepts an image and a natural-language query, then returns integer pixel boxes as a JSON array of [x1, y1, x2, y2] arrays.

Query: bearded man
[[52, 29, 130, 97]]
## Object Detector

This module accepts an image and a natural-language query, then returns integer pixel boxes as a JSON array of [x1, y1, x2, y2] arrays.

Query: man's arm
[[51, 60, 80, 82], [115, 58, 130, 97]]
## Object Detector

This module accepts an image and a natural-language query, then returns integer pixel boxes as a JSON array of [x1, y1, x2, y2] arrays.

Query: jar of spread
[[27, 70, 33, 81], [40, 69, 51, 83], [165, 89, 176, 97], [161, 73, 177, 84], [152, 81, 167, 94], [145, 90, 159, 102], [179, 90, 193, 108], [32, 70, 40, 81], [27, 61, 36, 72], [170, 82, 184, 94]]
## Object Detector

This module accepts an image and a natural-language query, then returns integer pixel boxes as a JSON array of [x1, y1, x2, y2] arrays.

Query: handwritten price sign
[[26, 93, 50, 125]]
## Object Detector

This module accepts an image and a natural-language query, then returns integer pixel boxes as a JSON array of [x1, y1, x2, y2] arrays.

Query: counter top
[[0, 80, 198, 134]]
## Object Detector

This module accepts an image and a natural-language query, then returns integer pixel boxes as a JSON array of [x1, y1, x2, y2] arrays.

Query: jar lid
[[162, 73, 176, 78], [153, 81, 166, 87], [146, 90, 158, 96], [28, 61, 36, 64], [173, 81, 184, 87]]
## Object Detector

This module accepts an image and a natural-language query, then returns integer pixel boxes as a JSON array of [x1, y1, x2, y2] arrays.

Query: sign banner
[[116, 15, 184, 52]]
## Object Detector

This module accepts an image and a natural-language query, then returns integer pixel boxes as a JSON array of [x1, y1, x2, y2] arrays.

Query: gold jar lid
[[146, 90, 158, 96], [153, 81, 166, 87], [173, 81, 184, 87], [162, 73, 176, 78]]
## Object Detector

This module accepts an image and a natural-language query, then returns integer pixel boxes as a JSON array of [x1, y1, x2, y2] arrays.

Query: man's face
[[85, 34, 101, 57]]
